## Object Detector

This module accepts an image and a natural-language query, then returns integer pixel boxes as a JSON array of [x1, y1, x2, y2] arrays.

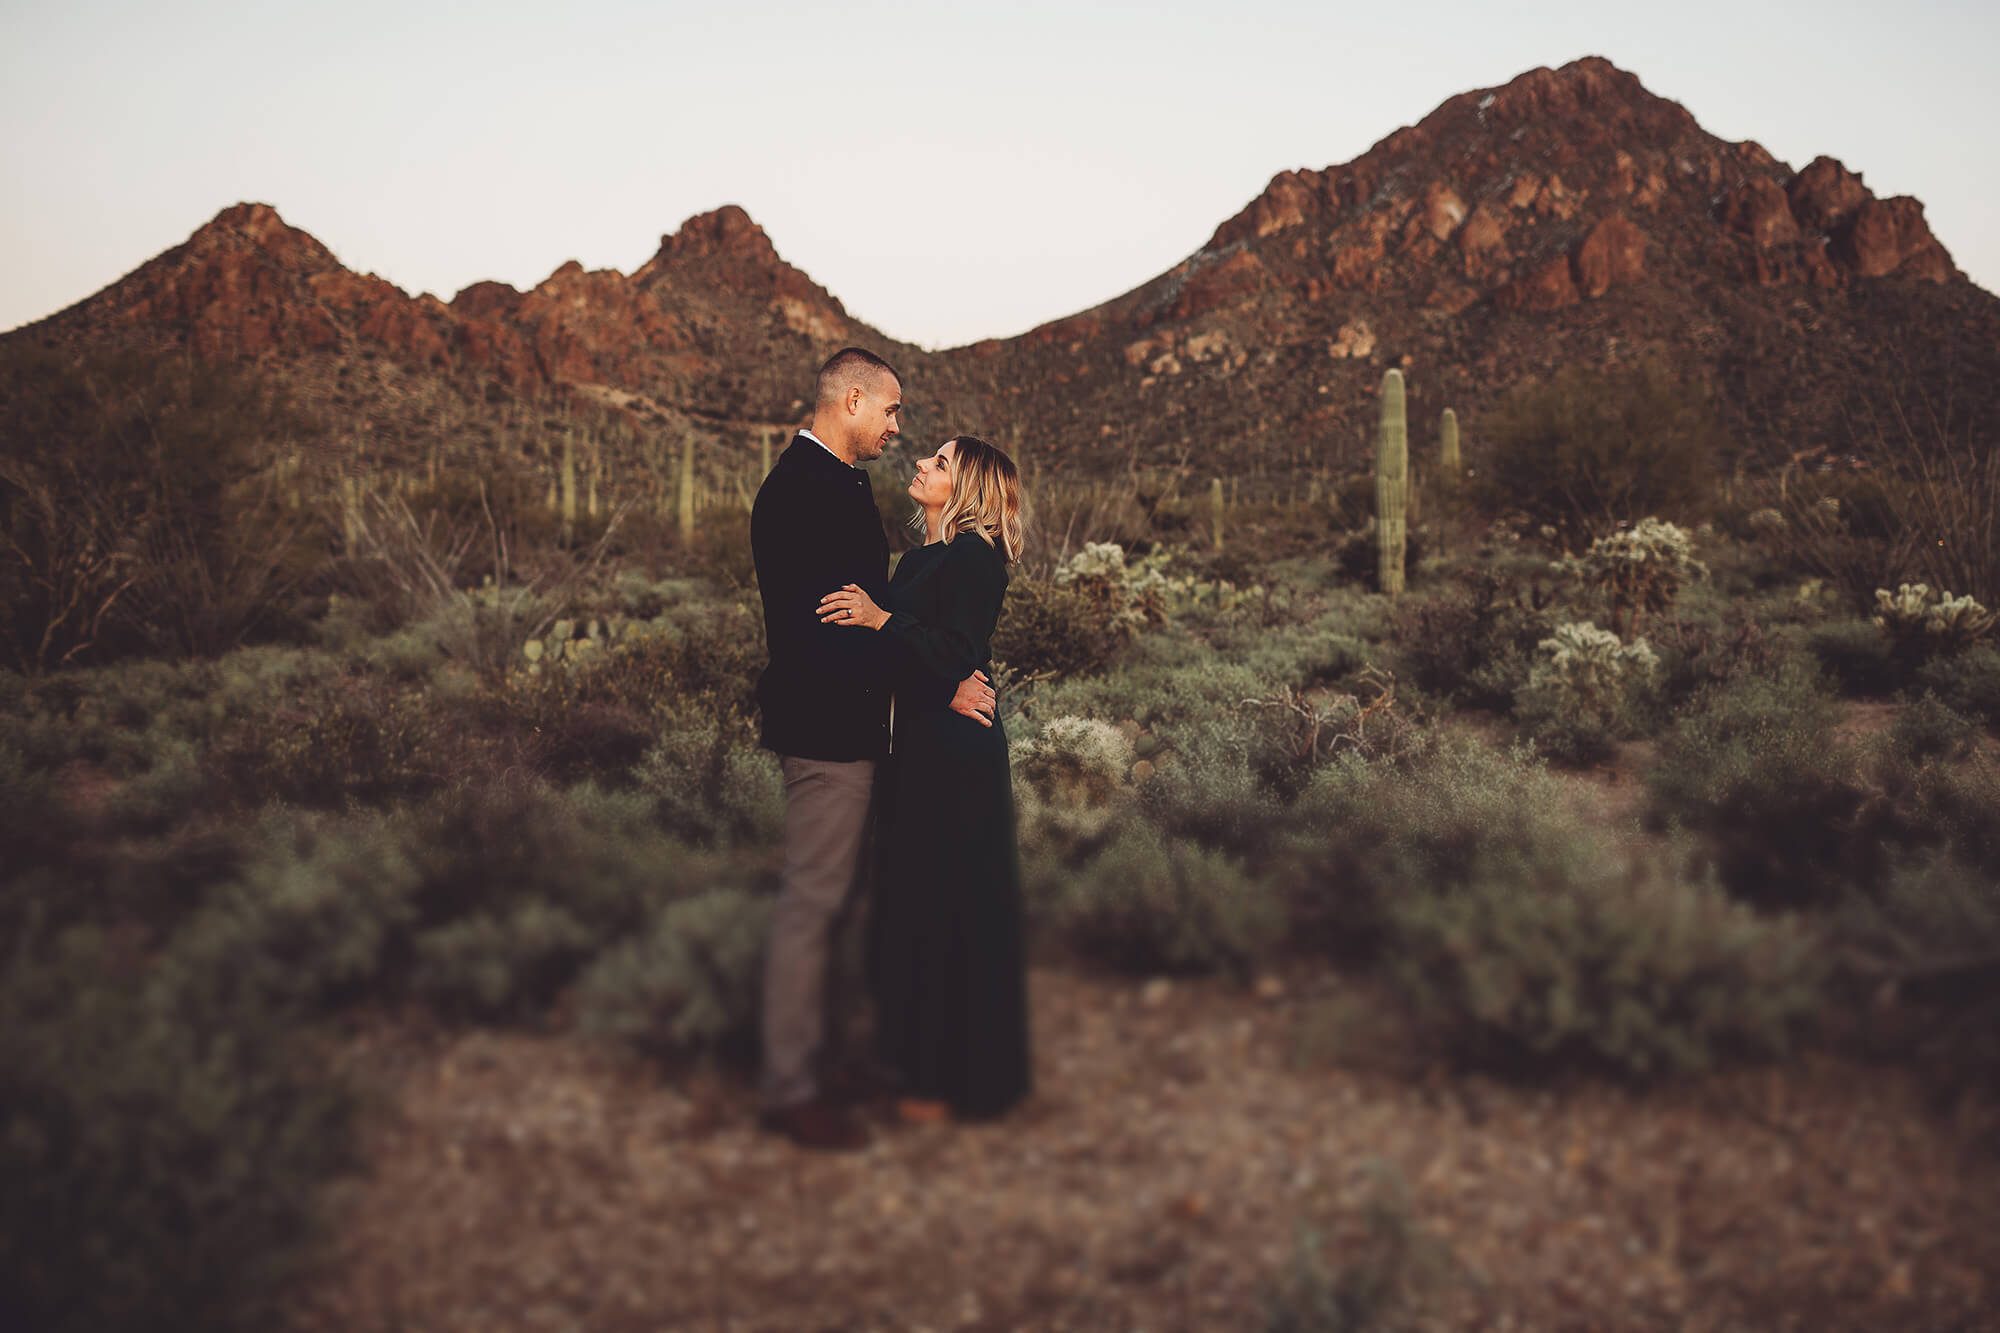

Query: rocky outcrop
[[1833, 196, 1954, 280], [1787, 156, 1871, 232], [1719, 179, 1802, 249], [1572, 213, 1649, 298]]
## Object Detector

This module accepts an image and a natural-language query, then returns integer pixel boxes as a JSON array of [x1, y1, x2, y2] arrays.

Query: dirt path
[[284, 965, 2000, 1332]]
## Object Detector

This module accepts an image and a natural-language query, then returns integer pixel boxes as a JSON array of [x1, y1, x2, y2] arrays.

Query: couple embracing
[[750, 347, 1031, 1151]]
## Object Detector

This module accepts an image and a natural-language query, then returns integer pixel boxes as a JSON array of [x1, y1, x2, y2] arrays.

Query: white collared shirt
[[799, 428, 854, 468]]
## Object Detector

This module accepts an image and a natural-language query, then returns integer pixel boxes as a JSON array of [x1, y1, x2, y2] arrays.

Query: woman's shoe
[[895, 1097, 951, 1125], [758, 1099, 872, 1151]]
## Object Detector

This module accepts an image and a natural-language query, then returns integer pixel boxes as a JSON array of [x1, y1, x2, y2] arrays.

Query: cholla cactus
[[1746, 507, 1787, 535], [1527, 621, 1659, 699], [1054, 541, 1131, 585], [1055, 542, 1168, 631], [1517, 621, 1659, 754], [1552, 517, 1709, 637], [1010, 715, 1137, 848], [1872, 583, 1997, 656]]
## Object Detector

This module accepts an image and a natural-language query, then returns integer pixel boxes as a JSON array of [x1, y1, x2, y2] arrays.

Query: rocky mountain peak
[[186, 201, 342, 271], [640, 204, 782, 270]]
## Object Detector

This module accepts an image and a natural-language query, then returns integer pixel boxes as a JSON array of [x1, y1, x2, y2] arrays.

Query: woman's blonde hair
[[914, 435, 1026, 563]]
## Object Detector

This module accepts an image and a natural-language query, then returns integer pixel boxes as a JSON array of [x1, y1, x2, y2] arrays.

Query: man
[[750, 347, 996, 1151]]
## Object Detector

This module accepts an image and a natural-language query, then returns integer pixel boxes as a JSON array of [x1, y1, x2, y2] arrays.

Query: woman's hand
[[818, 584, 888, 630]]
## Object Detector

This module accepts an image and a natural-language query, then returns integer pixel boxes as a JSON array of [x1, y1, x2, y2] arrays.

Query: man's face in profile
[[852, 372, 902, 462]]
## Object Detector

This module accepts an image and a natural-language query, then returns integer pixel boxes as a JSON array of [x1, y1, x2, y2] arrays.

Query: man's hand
[[949, 670, 996, 727]]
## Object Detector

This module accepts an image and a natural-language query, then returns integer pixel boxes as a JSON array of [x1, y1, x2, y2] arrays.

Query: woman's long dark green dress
[[867, 532, 1031, 1120]]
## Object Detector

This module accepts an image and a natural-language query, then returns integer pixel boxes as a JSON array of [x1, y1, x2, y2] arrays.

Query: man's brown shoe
[[818, 1060, 901, 1108], [758, 1099, 871, 1151]]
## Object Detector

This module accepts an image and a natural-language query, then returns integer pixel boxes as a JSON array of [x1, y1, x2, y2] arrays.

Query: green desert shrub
[[1648, 605, 1799, 709], [1646, 659, 1877, 906], [1140, 711, 1291, 860], [0, 924, 356, 1333], [1277, 734, 1605, 962], [1888, 691, 1982, 764], [1911, 643, 2000, 727], [496, 604, 766, 782], [0, 735, 69, 879], [632, 708, 783, 848], [1230, 623, 1371, 692], [1384, 847, 1827, 1081], [994, 542, 1163, 679], [1867, 742, 2000, 879], [1806, 617, 1903, 696], [1044, 820, 1283, 977], [1390, 567, 1552, 710], [209, 666, 447, 807], [993, 574, 1125, 678], [573, 887, 771, 1063], [1030, 656, 1268, 732], [393, 779, 686, 1022], [1471, 359, 1722, 546], [156, 810, 425, 1018], [1832, 849, 2000, 975], [1827, 850, 2000, 1090]]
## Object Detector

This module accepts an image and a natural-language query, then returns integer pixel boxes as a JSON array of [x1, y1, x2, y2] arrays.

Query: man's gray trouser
[[760, 754, 877, 1110]]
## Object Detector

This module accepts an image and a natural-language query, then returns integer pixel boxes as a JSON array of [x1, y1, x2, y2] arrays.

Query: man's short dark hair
[[815, 347, 901, 409]]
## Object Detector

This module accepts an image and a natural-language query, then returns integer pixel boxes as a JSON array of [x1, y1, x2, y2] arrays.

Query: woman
[[816, 435, 1031, 1123]]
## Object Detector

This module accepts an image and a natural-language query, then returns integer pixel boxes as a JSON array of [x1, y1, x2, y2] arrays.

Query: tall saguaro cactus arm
[[676, 427, 696, 544], [1376, 368, 1409, 597]]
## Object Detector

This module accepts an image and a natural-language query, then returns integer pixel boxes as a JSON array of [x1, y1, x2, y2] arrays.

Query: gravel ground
[[284, 963, 2000, 1332]]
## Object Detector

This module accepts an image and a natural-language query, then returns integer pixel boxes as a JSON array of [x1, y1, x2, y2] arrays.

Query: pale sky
[[4, 0, 1996, 350]]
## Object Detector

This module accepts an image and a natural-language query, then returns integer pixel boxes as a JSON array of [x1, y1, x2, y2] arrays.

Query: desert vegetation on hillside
[[3, 348, 1997, 1330]]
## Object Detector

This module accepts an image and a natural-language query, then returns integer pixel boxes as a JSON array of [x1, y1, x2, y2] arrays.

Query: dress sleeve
[[880, 536, 1005, 691]]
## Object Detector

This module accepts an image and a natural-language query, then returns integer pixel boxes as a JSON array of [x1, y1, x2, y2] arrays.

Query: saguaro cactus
[[1440, 407, 1461, 481], [560, 431, 578, 541], [677, 427, 696, 544], [1376, 368, 1408, 596], [1211, 477, 1226, 552]]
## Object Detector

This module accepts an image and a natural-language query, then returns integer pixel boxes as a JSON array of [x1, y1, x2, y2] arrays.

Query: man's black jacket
[[750, 434, 895, 761]]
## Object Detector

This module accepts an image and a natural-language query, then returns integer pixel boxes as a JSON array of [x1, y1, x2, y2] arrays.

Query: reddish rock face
[[1835, 196, 1955, 280], [1719, 179, 1802, 248], [33, 197, 870, 405], [1572, 213, 1648, 297], [1164, 249, 1269, 322], [1456, 203, 1513, 280], [1499, 255, 1580, 312], [1787, 156, 1870, 231], [1420, 183, 1468, 241], [1213, 170, 1317, 246]]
